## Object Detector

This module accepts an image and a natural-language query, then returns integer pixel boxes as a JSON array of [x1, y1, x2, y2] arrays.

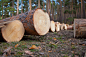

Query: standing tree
[[59, 0, 62, 23], [63, 0, 65, 23], [38, 0, 40, 8], [17, 0, 19, 15], [29, 0, 31, 11], [81, 0, 85, 18], [21, 0, 23, 13]]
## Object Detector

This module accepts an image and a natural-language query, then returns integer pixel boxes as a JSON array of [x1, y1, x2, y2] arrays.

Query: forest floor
[[0, 30, 86, 57]]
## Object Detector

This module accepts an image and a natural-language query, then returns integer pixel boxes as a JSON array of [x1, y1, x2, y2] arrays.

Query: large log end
[[33, 9, 50, 35], [1, 20, 25, 42]]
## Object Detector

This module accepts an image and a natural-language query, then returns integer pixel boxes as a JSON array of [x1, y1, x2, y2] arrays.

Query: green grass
[[54, 32, 57, 34], [17, 52, 23, 55], [29, 49, 39, 52], [47, 44, 58, 49], [71, 45, 76, 49]]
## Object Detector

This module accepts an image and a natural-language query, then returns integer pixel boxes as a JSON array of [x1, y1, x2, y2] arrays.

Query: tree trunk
[[59, 0, 62, 23], [21, 0, 23, 13], [63, 0, 65, 23], [2, 1, 3, 19], [12, 0, 14, 16], [72, 0, 73, 17], [17, 0, 19, 15], [29, 0, 31, 11], [38, 0, 40, 8], [81, 0, 85, 18], [0, 9, 50, 35], [1, 20, 25, 42], [79, 2, 81, 18], [74, 19, 86, 38], [52, 1, 54, 20]]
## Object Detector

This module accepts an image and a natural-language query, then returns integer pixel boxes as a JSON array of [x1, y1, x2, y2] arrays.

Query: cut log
[[50, 21, 55, 32], [55, 22, 60, 32], [1, 20, 25, 42], [67, 25, 73, 30], [60, 23, 67, 30], [74, 19, 86, 38], [0, 9, 50, 35]]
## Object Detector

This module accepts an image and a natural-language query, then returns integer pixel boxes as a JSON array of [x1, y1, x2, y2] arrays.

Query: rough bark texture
[[29, 0, 31, 11], [17, 0, 19, 15], [74, 19, 86, 38], [38, 0, 40, 8], [81, 0, 85, 18], [0, 9, 50, 35]]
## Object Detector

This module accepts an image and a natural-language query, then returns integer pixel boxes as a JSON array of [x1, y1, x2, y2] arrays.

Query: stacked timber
[[0, 9, 50, 42], [74, 19, 86, 38]]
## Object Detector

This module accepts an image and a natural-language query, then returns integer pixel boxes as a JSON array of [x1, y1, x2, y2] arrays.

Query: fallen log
[[60, 23, 67, 30], [67, 25, 73, 30], [0, 9, 50, 35], [55, 22, 60, 32], [1, 20, 25, 42], [74, 19, 86, 38], [50, 21, 55, 32]]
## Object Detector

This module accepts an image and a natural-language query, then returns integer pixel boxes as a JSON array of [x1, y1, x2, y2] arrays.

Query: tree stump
[[0, 9, 50, 35], [1, 20, 25, 42], [74, 19, 86, 38]]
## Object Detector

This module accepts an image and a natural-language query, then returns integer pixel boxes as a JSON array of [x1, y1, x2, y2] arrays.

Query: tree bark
[[81, 0, 85, 18], [59, 0, 62, 23], [52, 1, 54, 20], [63, 0, 65, 23], [12, 0, 14, 16], [2, 1, 3, 19], [0, 9, 50, 35], [17, 0, 19, 15], [38, 0, 40, 8], [21, 0, 23, 13], [29, 0, 31, 11]]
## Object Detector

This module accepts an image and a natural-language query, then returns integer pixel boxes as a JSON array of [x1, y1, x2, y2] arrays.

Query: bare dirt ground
[[0, 30, 86, 57]]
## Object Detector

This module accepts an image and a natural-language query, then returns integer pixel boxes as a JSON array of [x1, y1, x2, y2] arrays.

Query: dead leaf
[[29, 45, 38, 49], [48, 51, 52, 53], [53, 38, 57, 41], [15, 44, 19, 48], [25, 50, 33, 55]]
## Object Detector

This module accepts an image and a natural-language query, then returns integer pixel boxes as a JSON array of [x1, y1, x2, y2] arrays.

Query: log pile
[[0, 8, 84, 42], [0, 9, 50, 42], [50, 21, 73, 32], [74, 19, 86, 38]]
